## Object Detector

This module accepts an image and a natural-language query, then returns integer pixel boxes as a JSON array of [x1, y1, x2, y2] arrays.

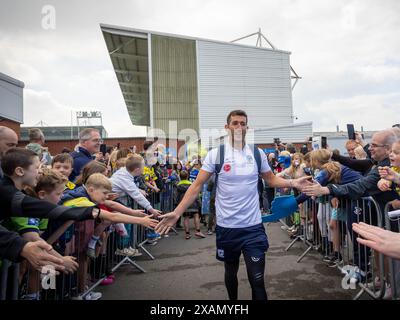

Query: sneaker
[[323, 255, 334, 263], [86, 247, 96, 259], [280, 225, 289, 231], [195, 231, 206, 238], [327, 257, 343, 268], [115, 248, 135, 257], [367, 276, 382, 290], [100, 276, 114, 286], [83, 291, 102, 300], [147, 232, 161, 240], [128, 247, 142, 257], [349, 268, 366, 285], [146, 239, 158, 246], [383, 285, 392, 300], [21, 293, 40, 300], [207, 230, 213, 235]]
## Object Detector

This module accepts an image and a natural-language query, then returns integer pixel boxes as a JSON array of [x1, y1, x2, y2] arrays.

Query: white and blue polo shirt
[[201, 142, 271, 228]]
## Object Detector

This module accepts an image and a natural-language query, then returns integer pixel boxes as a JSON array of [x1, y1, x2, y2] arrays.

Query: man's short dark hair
[[227, 110, 248, 125], [1, 148, 38, 176], [180, 170, 189, 180]]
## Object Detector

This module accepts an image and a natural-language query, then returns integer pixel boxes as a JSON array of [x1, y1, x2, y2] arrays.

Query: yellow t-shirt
[[63, 197, 95, 208], [143, 166, 157, 182], [392, 166, 400, 195]]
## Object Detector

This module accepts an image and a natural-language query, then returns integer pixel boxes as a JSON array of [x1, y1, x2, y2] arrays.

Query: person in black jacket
[[303, 130, 399, 282], [306, 130, 399, 208]]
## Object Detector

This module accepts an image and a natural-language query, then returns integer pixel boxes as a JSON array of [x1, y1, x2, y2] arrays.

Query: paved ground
[[99, 222, 355, 300]]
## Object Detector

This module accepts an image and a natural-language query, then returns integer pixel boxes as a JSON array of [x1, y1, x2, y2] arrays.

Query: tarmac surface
[[99, 222, 355, 300]]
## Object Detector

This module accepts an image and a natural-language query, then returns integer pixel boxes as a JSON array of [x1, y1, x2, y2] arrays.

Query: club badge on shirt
[[223, 164, 231, 172], [246, 155, 254, 164]]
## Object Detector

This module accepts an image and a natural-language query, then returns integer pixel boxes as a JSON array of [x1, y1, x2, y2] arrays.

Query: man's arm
[[261, 171, 311, 191]]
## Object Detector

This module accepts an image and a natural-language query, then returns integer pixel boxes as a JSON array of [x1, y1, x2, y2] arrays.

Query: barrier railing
[[0, 185, 180, 300], [275, 193, 387, 300], [383, 202, 400, 300]]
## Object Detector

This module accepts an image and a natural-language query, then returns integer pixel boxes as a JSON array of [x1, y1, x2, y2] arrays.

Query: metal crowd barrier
[[0, 185, 180, 300], [383, 202, 400, 300], [276, 193, 387, 300]]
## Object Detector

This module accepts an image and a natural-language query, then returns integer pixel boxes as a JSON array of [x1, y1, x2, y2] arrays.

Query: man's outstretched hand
[[292, 175, 313, 192], [155, 211, 180, 235]]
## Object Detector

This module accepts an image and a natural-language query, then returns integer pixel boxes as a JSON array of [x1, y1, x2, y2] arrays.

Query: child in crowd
[[110, 154, 162, 243], [60, 172, 158, 299], [189, 160, 201, 182], [296, 149, 363, 266], [51, 153, 75, 190], [376, 140, 400, 299], [175, 170, 205, 240], [4, 168, 79, 300], [378, 140, 400, 195]]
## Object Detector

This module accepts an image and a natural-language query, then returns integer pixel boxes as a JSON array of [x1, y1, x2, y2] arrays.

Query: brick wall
[[18, 137, 186, 155], [0, 118, 21, 137]]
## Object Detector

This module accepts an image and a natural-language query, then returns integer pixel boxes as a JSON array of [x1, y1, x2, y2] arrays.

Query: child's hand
[[62, 256, 79, 273], [149, 208, 162, 217], [378, 166, 398, 182], [132, 209, 146, 216], [141, 215, 159, 229], [330, 197, 339, 209], [377, 178, 392, 192], [390, 199, 400, 210]]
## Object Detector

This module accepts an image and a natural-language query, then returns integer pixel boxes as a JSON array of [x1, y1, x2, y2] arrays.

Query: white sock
[[88, 235, 100, 250]]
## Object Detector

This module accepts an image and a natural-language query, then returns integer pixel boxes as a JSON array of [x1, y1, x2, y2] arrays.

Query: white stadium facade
[[101, 24, 312, 148]]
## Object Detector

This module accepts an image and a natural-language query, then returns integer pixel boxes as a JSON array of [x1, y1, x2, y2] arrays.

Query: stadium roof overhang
[[101, 24, 150, 126]]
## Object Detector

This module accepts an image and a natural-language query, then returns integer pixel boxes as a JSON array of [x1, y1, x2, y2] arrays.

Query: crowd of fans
[[1, 124, 399, 300]]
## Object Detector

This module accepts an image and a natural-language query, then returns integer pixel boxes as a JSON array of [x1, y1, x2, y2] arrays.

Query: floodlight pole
[[231, 28, 301, 91]]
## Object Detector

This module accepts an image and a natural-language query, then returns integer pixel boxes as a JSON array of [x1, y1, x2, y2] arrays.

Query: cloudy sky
[[0, 0, 399, 136]]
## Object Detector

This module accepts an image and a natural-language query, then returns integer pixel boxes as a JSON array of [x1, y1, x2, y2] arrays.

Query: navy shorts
[[215, 223, 269, 262]]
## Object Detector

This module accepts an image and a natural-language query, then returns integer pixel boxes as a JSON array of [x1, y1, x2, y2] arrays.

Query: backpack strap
[[248, 144, 262, 174], [213, 144, 225, 195], [213, 144, 262, 194], [215, 144, 225, 175]]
